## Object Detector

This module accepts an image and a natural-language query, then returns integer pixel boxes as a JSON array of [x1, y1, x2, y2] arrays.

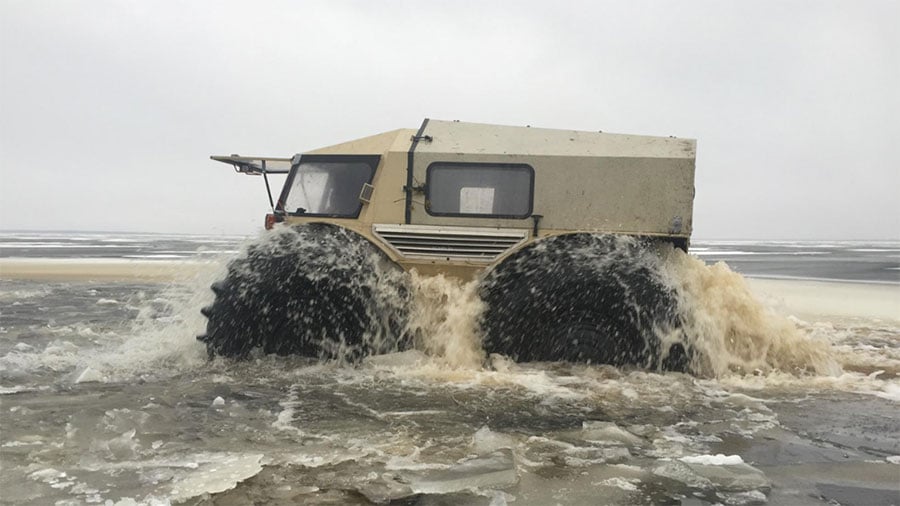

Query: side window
[[426, 162, 534, 218]]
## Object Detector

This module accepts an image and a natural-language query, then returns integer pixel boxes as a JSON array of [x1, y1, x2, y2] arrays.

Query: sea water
[[0, 231, 898, 505]]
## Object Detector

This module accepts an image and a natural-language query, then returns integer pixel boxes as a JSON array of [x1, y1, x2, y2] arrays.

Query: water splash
[[406, 271, 485, 369], [663, 248, 841, 377]]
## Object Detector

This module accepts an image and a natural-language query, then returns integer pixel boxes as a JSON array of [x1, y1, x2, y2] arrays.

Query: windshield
[[280, 158, 376, 217]]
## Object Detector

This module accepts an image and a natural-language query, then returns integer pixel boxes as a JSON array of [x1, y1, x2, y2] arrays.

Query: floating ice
[[680, 454, 744, 465], [385, 447, 451, 471], [74, 367, 104, 384], [168, 453, 264, 502], [658, 458, 771, 494], [357, 475, 415, 503], [97, 298, 119, 305], [211, 396, 225, 407], [597, 476, 640, 491], [652, 460, 714, 489], [721, 489, 769, 505], [29, 468, 67, 481], [407, 449, 518, 495], [581, 421, 643, 446], [887, 456, 900, 464], [92, 429, 140, 460], [473, 426, 517, 454]]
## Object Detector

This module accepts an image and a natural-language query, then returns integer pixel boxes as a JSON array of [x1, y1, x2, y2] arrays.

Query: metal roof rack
[[210, 155, 292, 175]]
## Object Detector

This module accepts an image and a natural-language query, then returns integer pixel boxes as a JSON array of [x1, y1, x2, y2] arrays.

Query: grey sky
[[1, 0, 897, 239]]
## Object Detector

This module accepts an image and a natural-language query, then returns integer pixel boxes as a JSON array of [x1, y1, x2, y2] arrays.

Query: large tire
[[479, 234, 690, 371], [198, 224, 412, 360]]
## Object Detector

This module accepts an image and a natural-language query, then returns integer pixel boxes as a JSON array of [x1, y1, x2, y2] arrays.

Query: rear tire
[[198, 224, 411, 361], [479, 234, 690, 371]]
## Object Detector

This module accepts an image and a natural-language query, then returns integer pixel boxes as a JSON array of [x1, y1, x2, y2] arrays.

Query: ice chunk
[[106, 498, 139, 506], [652, 460, 714, 489], [887, 455, 900, 464], [698, 463, 769, 492], [96, 298, 119, 305], [658, 455, 770, 493], [473, 426, 516, 454], [357, 475, 415, 503], [385, 448, 450, 471], [680, 454, 744, 465], [721, 489, 768, 505], [597, 477, 640, 491], [74, 367, 104, 384], [281, 443, 372, 468], [408, 449, 518, 494], [582, 421, 643, 446], [169, 453, 264, 502], [564, 446, 631, 467], [29, 468, 67, 482], [12, 342, 35, 352], [105, 429, 139, 460], [211, 396, 225, 407]]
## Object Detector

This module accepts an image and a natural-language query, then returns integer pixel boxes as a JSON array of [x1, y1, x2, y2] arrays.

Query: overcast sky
[[1, 0, 897, 239]]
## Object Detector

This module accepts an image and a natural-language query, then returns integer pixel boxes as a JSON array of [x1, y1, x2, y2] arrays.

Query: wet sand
[[0, 258, 219, 282], [747, 278, 900, 322], [3, 258, 896, 321]]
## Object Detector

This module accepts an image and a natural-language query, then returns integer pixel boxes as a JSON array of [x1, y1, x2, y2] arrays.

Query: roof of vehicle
[[305, 119, 695, 159]]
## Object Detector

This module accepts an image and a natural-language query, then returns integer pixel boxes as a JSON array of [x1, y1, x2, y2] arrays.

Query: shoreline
[[0, 258, 221, 282], [2, 258, 898, 322], [746, 278, 900, 322]]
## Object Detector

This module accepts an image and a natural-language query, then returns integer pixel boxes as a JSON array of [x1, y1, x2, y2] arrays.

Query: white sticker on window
[[459, 187, 495, 214]]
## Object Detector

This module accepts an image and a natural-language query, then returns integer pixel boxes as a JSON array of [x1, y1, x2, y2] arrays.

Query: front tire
[[198, 224, 411, 361]]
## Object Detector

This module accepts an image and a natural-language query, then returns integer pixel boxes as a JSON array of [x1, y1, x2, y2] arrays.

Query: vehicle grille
[[372, 224, 528, 262]]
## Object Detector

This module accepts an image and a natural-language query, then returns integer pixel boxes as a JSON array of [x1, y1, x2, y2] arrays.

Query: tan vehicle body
[[253, 119, 695, 280], [204, 119, 698, 366]]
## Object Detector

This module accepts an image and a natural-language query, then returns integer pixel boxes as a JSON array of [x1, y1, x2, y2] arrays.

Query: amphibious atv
[[199, 119, 697, 369]]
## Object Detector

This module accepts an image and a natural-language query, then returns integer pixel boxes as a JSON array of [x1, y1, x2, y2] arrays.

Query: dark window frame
[[277, 154, 381, 218], [425, 161, 535, 219]]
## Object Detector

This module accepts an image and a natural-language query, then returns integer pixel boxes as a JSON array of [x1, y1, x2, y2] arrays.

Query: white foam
[[272, 385, 304, 437]]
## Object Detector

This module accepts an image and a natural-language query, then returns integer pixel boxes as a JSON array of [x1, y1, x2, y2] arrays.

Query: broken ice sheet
[[406, 449, 518, 495], [652, 458, 771, 496], [166, 453, 265, 501]]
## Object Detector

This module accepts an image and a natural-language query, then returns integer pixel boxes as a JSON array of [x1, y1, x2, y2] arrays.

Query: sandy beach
[[3, 257, 896, 321], [0, 258, 220, 282], [747, 278, 900, 322]]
